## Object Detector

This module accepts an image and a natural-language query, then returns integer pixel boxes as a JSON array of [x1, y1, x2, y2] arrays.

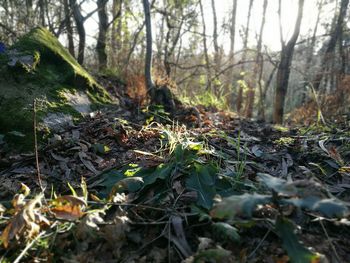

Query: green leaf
[[285, 197, 349, 218], [211, 222, 240, 243], [186, 163, 217, 209], [275, 217, 319, 263], [257, 173, 297, 195], [194, 248, 231, 263], [211, 193, 271, 219], [92, 143, 110, 154], [112, 177, 144, 192], [142, 163, 174, 186]]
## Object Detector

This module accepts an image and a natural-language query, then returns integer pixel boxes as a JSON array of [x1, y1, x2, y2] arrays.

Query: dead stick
[[33, 99, 44, 191]]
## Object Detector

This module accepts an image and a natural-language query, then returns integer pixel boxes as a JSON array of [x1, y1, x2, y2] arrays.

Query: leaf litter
[[0, 101, 350, 262]]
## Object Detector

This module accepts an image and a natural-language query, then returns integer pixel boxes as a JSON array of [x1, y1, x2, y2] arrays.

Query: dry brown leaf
[[328, 146, 344, 166], [1, 194, 49, 248], [51, 204, 85, 221], [50, 195, 86, 221]]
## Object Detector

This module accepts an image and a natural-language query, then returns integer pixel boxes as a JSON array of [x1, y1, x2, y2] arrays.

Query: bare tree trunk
[[273, 0, 305, 124], [312, 0, 349, 91], [236, 0, 253, 114], [63, 0, 74, 57], [211, 0, 220, 92], [96, 0, 108, 70], [199, 0, 211, 90], [25, 0, 33, 31], [258, 65, 276, 120], [111, 0, 123, 68], [301, 0, 323, 104], [69, 0, 85, 64], [246, 0, 267, 118], [142, 0, 155, 97], [38, 0, 46, 26], [228, 0, 237, 106], [163, 7, 184, 77]]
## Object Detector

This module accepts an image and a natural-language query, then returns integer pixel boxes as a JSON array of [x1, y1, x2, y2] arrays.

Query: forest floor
[[0, 84, 350, 262]]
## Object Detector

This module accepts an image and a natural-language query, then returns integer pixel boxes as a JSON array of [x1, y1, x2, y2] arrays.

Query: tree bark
[[142, 0, 155, 96], [63, 0, 75, 57], [312, 0, 349, 91], [246, 0, 267, 118], [236, 0, 253, 114], [96, 0, 108, 70], [211, 0, 220, 87], [38, 0, 46, 26], [69, 0, 85, 64], [273, 0, 305, 124], [301, 0, 323, 104], [111, 0, 123, 68], [199, 0, 211, 90], [227, 0, 237, 108]]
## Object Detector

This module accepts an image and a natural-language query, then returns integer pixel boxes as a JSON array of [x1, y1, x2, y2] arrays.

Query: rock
[[0, 27, 117, 151]]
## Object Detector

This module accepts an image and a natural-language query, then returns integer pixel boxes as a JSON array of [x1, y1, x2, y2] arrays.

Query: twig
[[319, 219, 342, 263], [33, 99, 44, 192], [13, 231, 46, 263], [248, 229, 271, 259]]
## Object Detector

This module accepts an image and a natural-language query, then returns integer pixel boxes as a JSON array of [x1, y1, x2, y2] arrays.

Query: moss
[[0, 27, 114, 151]]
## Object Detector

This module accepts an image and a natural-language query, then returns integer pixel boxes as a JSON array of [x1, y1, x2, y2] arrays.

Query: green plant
[[211, 173, 349, 263], [221, 131, 247, 180]]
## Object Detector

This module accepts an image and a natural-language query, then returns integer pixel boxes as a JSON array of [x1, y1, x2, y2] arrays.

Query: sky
[[83, 0, 334, 52]]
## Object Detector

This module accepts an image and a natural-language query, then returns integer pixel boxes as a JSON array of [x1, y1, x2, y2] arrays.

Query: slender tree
[[228, 0, 237, 82], [63, 0, 75, 57], [246, 0, 268, 118], [236, 0, 253, 114], [142, 0, 155, 97], [199, 0, 211, 90], [69, 0, 86, 64], [301, 0, 323, 104], [211, 0, 220, 87], [312, 0, 349, 91], [96, 0, 109, 70], [69, 0, 99, 64], [273, 0, 305, 124]]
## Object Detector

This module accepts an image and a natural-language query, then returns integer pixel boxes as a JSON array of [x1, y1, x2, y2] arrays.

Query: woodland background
[[1, 0, 349, 124]]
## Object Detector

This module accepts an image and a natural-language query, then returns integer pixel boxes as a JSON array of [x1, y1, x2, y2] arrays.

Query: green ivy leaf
[[284, 197, 349, 218], [257, 173, 297, 195], [186, 163, 217, 209], [112, 177, 144, 192], [275, 217, 320, 263], [211, 193, 271, 219], [211, 222, 240, 243], [142, 163, 174, 186], [194, 248, 231, 263]]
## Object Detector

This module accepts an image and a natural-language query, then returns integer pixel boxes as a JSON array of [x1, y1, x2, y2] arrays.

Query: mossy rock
[[0, 27, 117, 151]]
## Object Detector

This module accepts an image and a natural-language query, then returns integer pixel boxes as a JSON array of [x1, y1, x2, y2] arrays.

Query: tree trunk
[[111, 0, 123, 68], [246, 0, 267, 118], [273, 0, 305, 124], [69, 0, 85, 64], [199, 0, 211, 90], [163, 7, 184, 77], [142, 0, 155, 96], [312, 0, 349, 91], [211, 0, 220, 90], [258, 66, 276, 120], [63, 0, 75, 57], [38, 0, 46, 26], [301, 0, 323, 104], [227, 0, 237, 108], [236, 0, 253, 114], [96, 0, 108, 70]]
